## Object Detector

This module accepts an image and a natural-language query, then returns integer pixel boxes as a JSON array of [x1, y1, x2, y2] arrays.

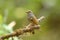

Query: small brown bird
[[26, 10, 39, 25]]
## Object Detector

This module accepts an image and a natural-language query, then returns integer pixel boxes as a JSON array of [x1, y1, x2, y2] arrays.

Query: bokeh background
[[0, 0, 60, 40]]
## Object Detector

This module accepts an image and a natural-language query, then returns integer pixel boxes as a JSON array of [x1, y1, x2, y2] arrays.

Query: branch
[[0, 10, 45, 40]]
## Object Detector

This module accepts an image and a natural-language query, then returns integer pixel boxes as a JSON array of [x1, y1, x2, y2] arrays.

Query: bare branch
[[0, 10, 45, 40]]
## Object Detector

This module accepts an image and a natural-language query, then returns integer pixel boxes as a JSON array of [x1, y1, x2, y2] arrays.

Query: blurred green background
[[0, 0, 60, 40]]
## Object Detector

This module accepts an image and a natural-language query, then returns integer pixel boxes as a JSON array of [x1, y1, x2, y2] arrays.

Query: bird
[[26, 10, 39, 25]]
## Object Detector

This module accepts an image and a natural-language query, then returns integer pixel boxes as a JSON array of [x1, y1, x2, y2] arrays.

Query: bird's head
[[26, 10, 33, 14]]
